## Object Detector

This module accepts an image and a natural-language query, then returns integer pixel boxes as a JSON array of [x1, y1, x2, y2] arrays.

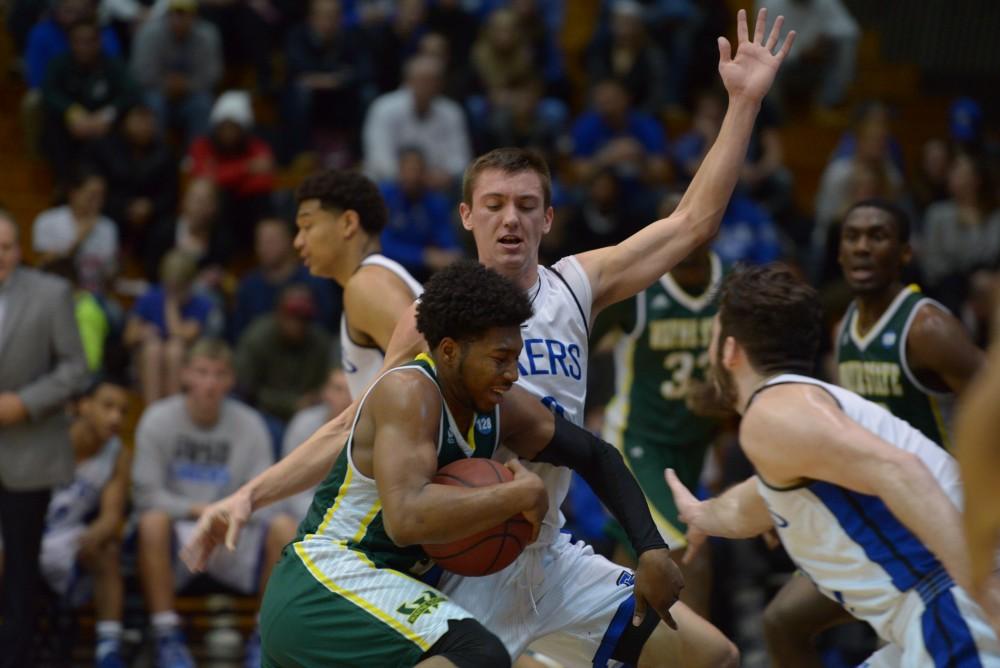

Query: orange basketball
[[422, 458, 533, 576]]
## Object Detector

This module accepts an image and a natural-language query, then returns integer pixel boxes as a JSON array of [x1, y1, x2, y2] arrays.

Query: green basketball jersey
[[603, 253, 724, 448], [836, 285, 951, 447], [295, 354, 500, 574]]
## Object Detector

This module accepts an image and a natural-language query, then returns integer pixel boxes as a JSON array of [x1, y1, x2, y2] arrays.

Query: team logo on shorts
[[616, 570, 635, 588], [397, 590, 446, 624]]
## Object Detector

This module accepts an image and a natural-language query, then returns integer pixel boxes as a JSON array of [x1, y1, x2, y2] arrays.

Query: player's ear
[[439, 337, 460, 366], [722, 335, 738, 369], [341, 209, 361, 238], [542, 206, 553, 234], [900, 242, 913, 267], [459, 202, 473, 231]]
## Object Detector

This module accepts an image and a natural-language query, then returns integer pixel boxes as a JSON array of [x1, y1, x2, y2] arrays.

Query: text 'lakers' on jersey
[[295, 355, 500, 576], [836, 285, 950, 447], [605, 253, 723, 447]]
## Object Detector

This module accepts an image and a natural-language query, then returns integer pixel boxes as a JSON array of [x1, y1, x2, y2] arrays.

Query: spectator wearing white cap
[[185, 90, 276, 251], [130, 0, 222, 145]]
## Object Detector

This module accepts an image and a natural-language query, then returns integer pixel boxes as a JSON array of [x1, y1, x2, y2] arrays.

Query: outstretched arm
[[743, 384, 971, 589], [576, 8, 796, 314]]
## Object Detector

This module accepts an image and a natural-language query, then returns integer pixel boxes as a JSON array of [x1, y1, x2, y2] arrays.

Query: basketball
[[422, 458, 533, 576]]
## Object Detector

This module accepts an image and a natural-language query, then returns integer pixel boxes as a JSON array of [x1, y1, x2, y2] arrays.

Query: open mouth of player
[[847, 265, 875, 281], [490, 385, 512, 401], [498, 234, 523, 250]]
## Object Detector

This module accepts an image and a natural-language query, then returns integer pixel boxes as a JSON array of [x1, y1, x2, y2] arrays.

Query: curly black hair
[[296, 169, 388, 235], [718, 263, 823, 376], [416, 261, 534, 348]]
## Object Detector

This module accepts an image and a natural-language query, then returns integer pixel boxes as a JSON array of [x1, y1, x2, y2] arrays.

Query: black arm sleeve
[[532, 415, 669, 555]]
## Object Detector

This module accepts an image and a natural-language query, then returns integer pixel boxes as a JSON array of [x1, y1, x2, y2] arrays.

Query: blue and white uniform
[[439, 257, 646, 666], [40, 437, 122, 597], [752, 374, 1000, 667], [341, 254, 423, 398]]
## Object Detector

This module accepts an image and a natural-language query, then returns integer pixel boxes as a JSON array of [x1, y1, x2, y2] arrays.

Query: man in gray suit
[[0, 212, 89, 666]]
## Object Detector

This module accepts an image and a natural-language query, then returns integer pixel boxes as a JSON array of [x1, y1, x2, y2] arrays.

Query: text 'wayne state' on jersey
[[836, 285, 951, 447]]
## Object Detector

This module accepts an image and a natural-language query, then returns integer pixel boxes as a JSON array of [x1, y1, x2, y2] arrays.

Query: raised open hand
[[718, 8, 796, 103]]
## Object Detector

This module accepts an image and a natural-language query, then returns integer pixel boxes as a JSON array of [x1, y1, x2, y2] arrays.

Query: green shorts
[[611, 436, 710, 552], [260, 542, 473, 667]]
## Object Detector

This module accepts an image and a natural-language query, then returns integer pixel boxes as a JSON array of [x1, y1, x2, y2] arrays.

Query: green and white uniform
[[260, 354, 500, 667], [601, 253, 724, 548], [836, 285, 951, 448]]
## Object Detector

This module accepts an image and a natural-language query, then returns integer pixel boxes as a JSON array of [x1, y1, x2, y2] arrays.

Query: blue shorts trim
[[592, 595, 634, 667]]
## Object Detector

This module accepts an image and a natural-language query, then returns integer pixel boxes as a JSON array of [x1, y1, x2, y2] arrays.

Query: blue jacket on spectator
[[379, 182, 460, 280], [231, 267, 340, 341], [25, 18, 121, 89], [713, 194, 781, 266], [571, 109, 667, 159]]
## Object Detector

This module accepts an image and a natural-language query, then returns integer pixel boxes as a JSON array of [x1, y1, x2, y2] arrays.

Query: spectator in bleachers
[[562, 167, 647, 255], [363, 54, 471, 191], [130, 0, 222, 146], [830, 101, 905, 174], [41, 18, 137, 178], [571, 76, 670, 187], [923, 153, 1000, 316], [88, 102, 179, 253], [278, 367, 350, 520], [479, 75, 567, 165], [25, 0, 121, 91], [713, 192, 782, 265], [283, 0, 368, 162], [586, 0, 669, 114], [132, 338, 297, 668], [378, 147, 463, 281], [425, 0, 477, 65], [28, 377, 130, 668], [814, 113, 904, 258], [196, 0, 273, 92], [231, 217, 340, 339], [469, 8, 534, 103], [757, 0, 859, 114], [32, 167, 120, 294], [368, 0, 428, 94], [125, 250, 220, 404], [186, 90, 277, 250], [44, 258, 112, 372], [235, 285, 332, 426], [913, 139, 953, 215], [144, 177, 231, 283], [415, 30, 473, 103]]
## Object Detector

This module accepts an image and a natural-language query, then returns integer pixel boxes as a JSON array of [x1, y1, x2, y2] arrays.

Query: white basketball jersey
[[495, 256, 592, 546], [340, 254, 423, 398], [752, 374, 962, 631], [45, 437, 122, 533]]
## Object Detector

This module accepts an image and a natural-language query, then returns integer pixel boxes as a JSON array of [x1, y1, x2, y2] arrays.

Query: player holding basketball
[[260, 262, 680, 667], [763, 198, 986, 666], [665, 264, 1000, 667], [294, 169, 423, 399], [187, 8, 794, 665]]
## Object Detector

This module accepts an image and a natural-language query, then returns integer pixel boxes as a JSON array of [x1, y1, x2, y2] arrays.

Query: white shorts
[[860, 583, 1000, 667], [174, 519, 266, 595], [437, 532, 639, 666], [39, 525, 87, 598]]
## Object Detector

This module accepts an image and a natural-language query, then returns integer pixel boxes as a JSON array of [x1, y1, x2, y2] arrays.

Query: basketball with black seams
[[422, 458, 533, 576]]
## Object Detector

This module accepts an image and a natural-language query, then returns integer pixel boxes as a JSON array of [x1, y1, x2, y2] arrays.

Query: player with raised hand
[[186, 9, 794, 665], [665, 264, 1000, 666]]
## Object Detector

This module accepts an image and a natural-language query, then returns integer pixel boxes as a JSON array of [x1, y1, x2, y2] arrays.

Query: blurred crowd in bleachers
[[2, 0, 999, 664]]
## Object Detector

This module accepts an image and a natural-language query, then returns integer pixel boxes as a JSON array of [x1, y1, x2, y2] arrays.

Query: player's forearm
[[673, 96, 759, 239], [698, 477, 773, 539], [876, 456, 971, 589], [245, 405, 354, 511], [389, 479, 541, 547]]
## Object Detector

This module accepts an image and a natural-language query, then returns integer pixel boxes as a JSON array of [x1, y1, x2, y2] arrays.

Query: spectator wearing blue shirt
[[379, 148, 463, 282], [712, 192, 781, 266], [24, 0, 122, 90], [124, 250, 221, 405], [571, 77, 670, 188], [231, 217, 340, 341]]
